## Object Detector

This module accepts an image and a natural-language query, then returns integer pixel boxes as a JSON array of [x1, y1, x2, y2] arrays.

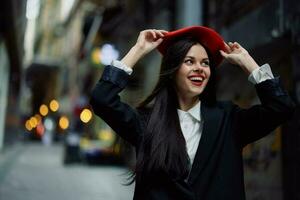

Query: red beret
[[157, 26, 226, 67]]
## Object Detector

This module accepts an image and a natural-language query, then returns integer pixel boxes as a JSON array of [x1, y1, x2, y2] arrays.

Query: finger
[[219, 50, 228, 58], [155, 29, 168, 37], [229, 42, 240, 51], [160, 31, 169, 36], [152, 29, 165, 39], [233, 42, 241, 48], [140, 30, 152, 38], [147, 29, 156, 40], [232, 43, 239, 49], [157, 30, 169, 34], [151, 30, 156, 39], [153, 30, 165, 38], [153, 38, 164, 47], [228, 42, 236, 51], [224, 42, 231, 53]]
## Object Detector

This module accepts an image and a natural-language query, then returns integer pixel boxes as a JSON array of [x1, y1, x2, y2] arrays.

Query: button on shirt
[[111, 60, 275, 165]]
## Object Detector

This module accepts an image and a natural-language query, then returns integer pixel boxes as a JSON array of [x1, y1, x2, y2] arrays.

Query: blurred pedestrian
[[90, 26, 295, 200]]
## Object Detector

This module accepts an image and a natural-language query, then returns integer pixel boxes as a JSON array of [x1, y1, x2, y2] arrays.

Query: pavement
[[0, 142, 134, 200]]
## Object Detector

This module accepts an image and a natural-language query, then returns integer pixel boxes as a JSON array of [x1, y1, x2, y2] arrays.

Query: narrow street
[[0, 142, 134, 200]]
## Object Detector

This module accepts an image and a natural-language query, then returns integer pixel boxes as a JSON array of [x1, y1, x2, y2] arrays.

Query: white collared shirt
[[111, 60, 275, 165], [177, 102, 202, 164]]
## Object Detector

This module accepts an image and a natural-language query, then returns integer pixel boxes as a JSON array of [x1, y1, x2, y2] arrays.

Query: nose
[[192, 63, 204, 73]]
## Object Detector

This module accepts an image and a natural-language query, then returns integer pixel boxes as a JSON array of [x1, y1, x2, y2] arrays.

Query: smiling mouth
[[188, 76, 204, 86]]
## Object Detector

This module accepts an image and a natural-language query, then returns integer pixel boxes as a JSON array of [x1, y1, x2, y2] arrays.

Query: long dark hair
[[133, 37, 217, 183]]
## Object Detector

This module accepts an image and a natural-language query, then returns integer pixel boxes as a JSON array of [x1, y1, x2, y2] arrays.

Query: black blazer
[[90, 66, 295, 200]]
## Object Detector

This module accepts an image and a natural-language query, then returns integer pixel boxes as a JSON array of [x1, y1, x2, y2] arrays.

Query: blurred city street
[[0, 0, 299, 199], [0, 142, 134, 200]]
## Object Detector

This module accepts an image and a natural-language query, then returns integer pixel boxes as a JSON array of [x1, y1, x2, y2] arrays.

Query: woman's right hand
[[134, 29, 168, 55], [121, 29, 168, 69]]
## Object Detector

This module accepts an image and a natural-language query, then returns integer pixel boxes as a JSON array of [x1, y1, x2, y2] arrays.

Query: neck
[[177, 94, 199, 111]]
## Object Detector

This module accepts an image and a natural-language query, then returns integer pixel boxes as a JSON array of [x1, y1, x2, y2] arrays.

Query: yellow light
[[79, 137, 91, 149], [49, 99, 59, 112], [29, 117, 38, 128], [59, 116, 69, 130], [25, 120, 32, 131], [34, 114, 42, 123], [39, 104, 49, 116], [80, 109, 92, 123], [91, 48, 101, 64], [98, 130, 114, 141]]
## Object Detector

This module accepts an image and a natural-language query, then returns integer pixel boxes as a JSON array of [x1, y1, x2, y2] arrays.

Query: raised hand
[[121, 29, 168, 69], [220, 42, 259, 75], [135, 29, 168, 55]]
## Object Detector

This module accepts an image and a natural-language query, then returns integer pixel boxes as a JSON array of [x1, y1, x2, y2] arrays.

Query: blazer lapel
[[187, 102, 224, 185]]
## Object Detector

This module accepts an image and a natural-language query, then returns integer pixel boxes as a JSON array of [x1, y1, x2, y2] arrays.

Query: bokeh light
[[34, 114, 42, 123], [29, 116, 38, 128], [91, 48, 101, 64], [49, 99, 59, 112], [25, 120, 32, 131], [39, 104, 49, 116], [98, 130, 114, 141], [100, 44, 119, 65], [36, 122, 45, 137], [59, 116, 69, 130], [80, 108, 92, 123]]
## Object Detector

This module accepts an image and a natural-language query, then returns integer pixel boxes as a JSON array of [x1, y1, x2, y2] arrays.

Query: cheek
[[202, 69, 211, 87], [205, 70, 211, 85], [204, 77, 210, 87], [206, 68, 211, 78]]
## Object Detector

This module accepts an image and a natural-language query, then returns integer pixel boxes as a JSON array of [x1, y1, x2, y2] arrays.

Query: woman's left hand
[[220, 42, 259, 75]]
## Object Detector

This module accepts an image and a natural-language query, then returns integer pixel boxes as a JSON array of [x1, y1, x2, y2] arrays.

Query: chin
[[191, 86, 206, 95], [187, 89, 203, 97]]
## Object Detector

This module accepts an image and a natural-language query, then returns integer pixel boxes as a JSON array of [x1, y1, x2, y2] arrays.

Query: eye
[[184, 59, 193, 65], [202, 60, 210, 67]]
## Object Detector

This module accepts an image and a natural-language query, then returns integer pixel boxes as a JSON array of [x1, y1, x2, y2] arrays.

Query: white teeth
[[189, 77, 203, 81]]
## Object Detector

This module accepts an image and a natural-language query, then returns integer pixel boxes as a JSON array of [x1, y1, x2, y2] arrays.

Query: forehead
[[185, 43, 208, 58]]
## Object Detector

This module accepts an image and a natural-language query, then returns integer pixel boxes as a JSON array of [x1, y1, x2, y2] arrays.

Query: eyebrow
[[185, 56, 209, 61]]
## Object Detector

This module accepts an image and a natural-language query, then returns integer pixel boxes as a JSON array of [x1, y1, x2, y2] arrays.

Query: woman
[[90, 26, 295, 200]]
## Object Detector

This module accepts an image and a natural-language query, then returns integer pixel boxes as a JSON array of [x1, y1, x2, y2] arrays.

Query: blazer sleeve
[[89, 65, 143, 147], [233, 77, 296, 148]]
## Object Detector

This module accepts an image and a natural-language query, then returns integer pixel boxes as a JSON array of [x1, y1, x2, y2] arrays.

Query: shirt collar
[[177, 101, 201, 122]]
